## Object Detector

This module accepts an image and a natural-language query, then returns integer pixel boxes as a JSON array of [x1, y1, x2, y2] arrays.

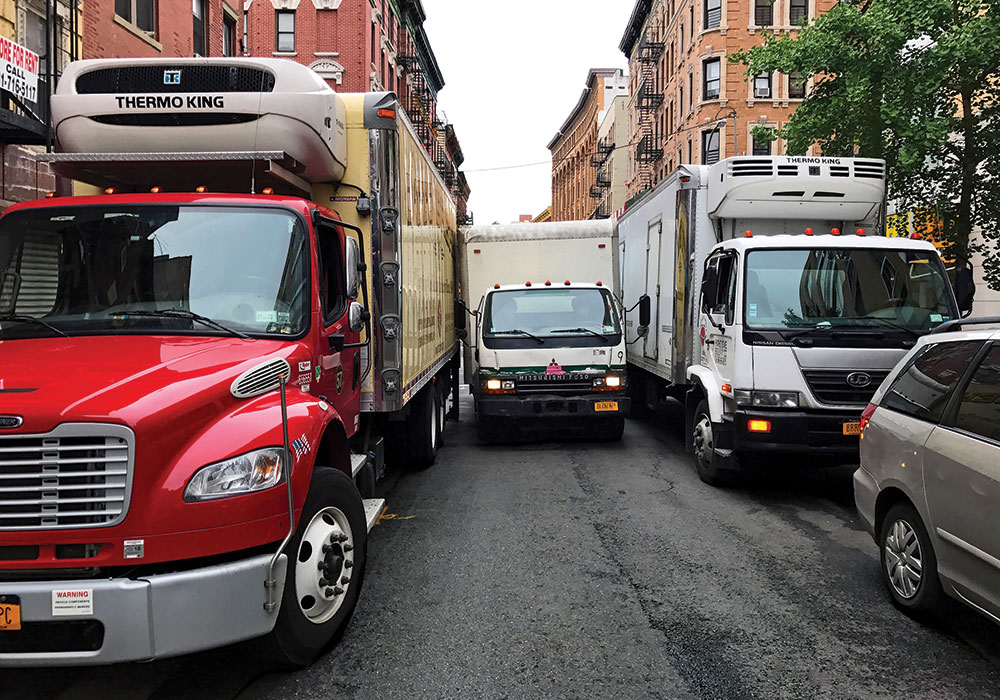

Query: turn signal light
[[377, 108, 397, 119], [860, 402, 877, 437], [748, 419, 771, 433], [605, 376, 622, 388], [721, 384, 732, 395], [486, 379, 502, 391]]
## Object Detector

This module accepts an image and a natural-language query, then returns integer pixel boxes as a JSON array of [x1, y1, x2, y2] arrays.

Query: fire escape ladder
[[634, 23, 664, 188]]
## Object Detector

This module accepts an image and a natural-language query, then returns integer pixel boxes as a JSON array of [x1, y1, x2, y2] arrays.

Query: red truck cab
[[0, 191, 378, 666]]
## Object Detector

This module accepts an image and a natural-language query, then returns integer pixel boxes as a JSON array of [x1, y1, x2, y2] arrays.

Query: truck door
[[315, 218, 362, 427], [701, 250, 737, 392], [644, 219, 662, 361]]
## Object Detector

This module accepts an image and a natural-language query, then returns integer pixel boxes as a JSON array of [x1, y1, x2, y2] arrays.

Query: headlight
[[184, 448, 285, 502], [486, 378, 502, 391], [734, 390, 799, 408], [605, 375, 622, 388], [502, 380, 515, 390]]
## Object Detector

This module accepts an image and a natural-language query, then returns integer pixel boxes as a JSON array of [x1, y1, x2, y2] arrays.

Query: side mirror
[[638, 294, 651, 328], [455, 299, 467, 331], [348, 300, 367, 334], [345, 237, 361, 300], [953, 259, 976, 318], [701, 266, 719, 312], [380, 206, 399, 235]]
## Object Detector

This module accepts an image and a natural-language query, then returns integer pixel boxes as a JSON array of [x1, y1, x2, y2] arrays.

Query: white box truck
[[457, 221, 629, 441], [620, 156, 975, 485]]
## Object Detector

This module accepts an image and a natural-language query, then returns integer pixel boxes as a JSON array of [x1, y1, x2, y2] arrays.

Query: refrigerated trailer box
[[620, 156, 971, 484], [458, 221, 630, 441]]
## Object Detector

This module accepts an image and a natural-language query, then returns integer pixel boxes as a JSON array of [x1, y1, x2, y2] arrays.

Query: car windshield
[[483, 288, 620, 337], [744, 248, 954, 331], [0, 205, 309, 339]]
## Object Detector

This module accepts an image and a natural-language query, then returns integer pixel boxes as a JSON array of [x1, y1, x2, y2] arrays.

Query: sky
[[420, 0, 635, 225]]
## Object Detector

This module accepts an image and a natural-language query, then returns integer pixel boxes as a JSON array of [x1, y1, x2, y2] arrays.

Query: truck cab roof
[[716, 233, 941, 254], [489, 282, 608, 292]]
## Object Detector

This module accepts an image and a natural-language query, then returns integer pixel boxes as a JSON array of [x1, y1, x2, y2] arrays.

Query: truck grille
[[76, 65, 276, 94], [516, 373, 595, 396], [0, 425, 134, 531], [802, 369, 890, 406]]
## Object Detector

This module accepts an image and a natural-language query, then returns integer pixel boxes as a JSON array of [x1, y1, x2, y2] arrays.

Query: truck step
[[363, 498, 386, 532], [350, 452, 368, 477]]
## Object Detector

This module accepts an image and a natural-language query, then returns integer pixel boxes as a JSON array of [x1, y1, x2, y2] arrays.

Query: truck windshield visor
[[0, 205, 309, 339], [744, 248, 954, 331], [484, 288, 620, 337]]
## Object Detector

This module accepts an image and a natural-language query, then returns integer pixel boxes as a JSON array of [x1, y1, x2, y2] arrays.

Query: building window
[[193, 0, 207, 56], [752, 133, 772, 155], [243, 10, 248, 54], [704, 0, 721, 29], [688, 72, 693, 108], [688, 139, 693, 163], [703, 58, 720, 100], [689, 6, 695, 35], [789, 72, 807, 99], [371, 23, 376, 65], [115, 0, 156, 36], [276, 10, 295, 51], [679, 84, 684, 115], [755, 0, 773, 26], [754, 72, 772, 99], [702, 130, 720, 164], [790, 0, 808, 25], [222, 12, 236, 56]]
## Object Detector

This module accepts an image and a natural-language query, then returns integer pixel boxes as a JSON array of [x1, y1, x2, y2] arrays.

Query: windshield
[[484, 288, 620, 337], [0, 205, 310, 339], [744, 248, 954, 332]]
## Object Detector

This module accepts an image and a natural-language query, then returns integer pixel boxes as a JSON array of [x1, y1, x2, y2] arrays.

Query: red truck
[[0, 58, 460, 666]]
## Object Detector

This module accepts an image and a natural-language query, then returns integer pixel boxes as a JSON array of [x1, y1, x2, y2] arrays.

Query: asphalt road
[[6, 395, 1000, 699]]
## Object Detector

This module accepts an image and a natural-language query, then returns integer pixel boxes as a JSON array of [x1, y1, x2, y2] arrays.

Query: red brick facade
[[83, 0, 243, 60]]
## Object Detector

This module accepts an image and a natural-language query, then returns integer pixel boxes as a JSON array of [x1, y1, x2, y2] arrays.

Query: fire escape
[[588, 136, 615, 219], [634, 23, 664, 190], [396, 53, 437, 154]]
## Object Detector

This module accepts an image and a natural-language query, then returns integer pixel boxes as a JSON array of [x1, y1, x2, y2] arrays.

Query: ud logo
[[335, 366, 344, 394], [163, 69, 181, 85]]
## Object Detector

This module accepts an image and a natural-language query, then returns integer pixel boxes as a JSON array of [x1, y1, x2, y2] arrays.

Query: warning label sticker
[[52, 589, 93, 616]]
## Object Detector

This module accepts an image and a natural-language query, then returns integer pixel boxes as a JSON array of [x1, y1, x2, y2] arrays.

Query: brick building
[[0, 0, 80, 207], [597, 88, 629, 219], [84, 0, 243, 60], [620, 0, 836, 198], [244, 0, 470, 222], [548, 68, 628, 222]]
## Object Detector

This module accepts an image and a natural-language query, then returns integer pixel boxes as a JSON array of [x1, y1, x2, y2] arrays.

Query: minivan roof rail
[[931, 316, 1000, 334]]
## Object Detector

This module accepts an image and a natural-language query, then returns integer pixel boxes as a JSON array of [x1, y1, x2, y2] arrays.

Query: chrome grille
[[802, 369, 890, 406], [516, 373, 595, 396], [0, 425, 134, 530]]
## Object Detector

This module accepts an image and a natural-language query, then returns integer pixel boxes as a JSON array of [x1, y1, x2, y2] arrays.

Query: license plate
[[595, 400, 618, 412], [0, 596, 21, 631], [843, 421, 861, 436]]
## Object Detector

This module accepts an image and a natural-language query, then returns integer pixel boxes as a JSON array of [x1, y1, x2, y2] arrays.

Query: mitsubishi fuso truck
[[457, 221, 629, 441], [619, 156, 974, 485]]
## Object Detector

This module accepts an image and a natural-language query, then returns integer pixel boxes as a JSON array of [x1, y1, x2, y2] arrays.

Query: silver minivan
[[854, 319, 1000, 621]]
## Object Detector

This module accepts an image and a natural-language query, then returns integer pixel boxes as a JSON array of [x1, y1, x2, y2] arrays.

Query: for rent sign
[[0, 36, 40, 102]]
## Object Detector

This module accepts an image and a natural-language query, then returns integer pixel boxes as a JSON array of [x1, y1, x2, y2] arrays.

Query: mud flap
[[363, 498, 386, 532]]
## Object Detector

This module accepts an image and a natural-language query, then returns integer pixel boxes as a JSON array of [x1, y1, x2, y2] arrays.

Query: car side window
[[880, 341, 983, 423], [952, 345, 1000, 442], [316, 221, 347, 328]]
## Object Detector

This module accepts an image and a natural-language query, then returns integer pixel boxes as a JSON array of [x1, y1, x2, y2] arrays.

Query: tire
[[407, 385, 438, 469], [595, 416, 625, 441], [878, 503, 944, 614], [263, 467, 367, 667], [435, 380, 447, 448], [691, 399, 739, 486]]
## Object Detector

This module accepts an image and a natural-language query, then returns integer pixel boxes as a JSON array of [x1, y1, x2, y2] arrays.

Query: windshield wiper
[[550, 327, 610, 343], [858, 317, 921, 339], [490, 329, 545, 344], [111, 309, 252, 340], [0, 314, 69, 337]]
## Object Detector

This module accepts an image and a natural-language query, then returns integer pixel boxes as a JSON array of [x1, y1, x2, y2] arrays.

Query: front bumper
[[732, 408, 862, 455], [0, 552, 287, 666], [478, 393, 630, 419]]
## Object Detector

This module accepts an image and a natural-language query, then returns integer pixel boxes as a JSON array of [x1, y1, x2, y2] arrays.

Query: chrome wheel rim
[[884, 518, 923, 599], [295, 506, 354, 624], [692, 414, 713, 466], [430, 397, 439, 451]]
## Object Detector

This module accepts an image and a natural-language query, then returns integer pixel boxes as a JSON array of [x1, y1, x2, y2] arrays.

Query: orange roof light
[[494, 283, 500, 289], [564, 280, 571, 285], [104, 187, 116, 195], [856, 228, 866, 236], [261, 187, 274, 195], [150, 186, 161, 193], [44, 191, 56, 199], [377, 108, 397, 120], [744, 230, 753, 238], [195, 186, 207, 193], [748, 419, 772, 433], [596, 280, 602, 286], [831, 228, 841, 236], [680, 176, 690, 183], [525, 281, 532, 287], [804, 227, 814, 235], [545, 280, 551, 286]]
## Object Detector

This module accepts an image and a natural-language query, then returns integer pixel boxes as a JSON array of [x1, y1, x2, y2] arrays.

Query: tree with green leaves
[[732, 0, 1000, 287]]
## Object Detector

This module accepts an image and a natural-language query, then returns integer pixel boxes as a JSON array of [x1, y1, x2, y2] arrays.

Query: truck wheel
[[691, 399, 738, 486], [265, 467, 367, 667], [596, 416, 625, 441], [407, 385, 438, 469], [435, 380, 447, 448], [878, 503, 944, 614]]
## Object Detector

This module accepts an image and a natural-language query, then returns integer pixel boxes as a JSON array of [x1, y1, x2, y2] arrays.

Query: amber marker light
[[856, 228, 866, 236], [150, 186, 161, 193], [564, 280, 571, 285], [804, 228, 814, 235], [598, 244, 606, 249], [44, 191, 56, 198], [104, 187, 116, 195], [721, 384, 732, 395], [493, 283, 500, 289], [744, 230, 753, 238], [748, 419, 771, 433], [525, 281, 532, 286], [596, 280, 602, 286], [377, 108, 397, 119], [262, 187, 274, 195], [195, 186, 207, 193], [831, 228, 841, 235]]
